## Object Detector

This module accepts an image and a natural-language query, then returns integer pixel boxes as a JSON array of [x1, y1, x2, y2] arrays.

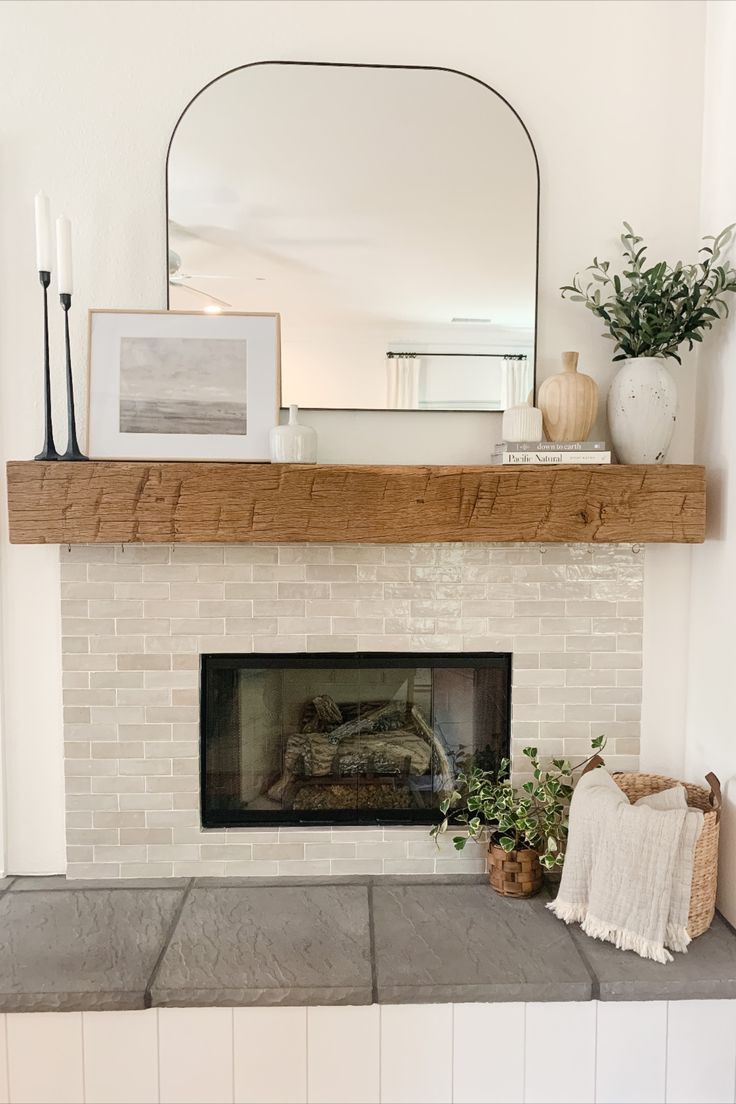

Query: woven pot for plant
[[584, 756, 721, 938], [487, 842, 543, 898]]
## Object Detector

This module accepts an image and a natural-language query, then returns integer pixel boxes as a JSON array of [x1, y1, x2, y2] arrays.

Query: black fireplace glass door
[[201, 652, 511, 828]]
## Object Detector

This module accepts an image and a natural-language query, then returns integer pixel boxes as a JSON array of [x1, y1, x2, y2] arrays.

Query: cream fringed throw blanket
[[547, 769, 703, 963]]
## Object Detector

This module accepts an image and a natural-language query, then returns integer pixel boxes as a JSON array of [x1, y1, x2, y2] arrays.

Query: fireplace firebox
[[200, 652, 511, 828]]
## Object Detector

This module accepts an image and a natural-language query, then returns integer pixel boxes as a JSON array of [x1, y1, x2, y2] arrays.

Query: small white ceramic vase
[[502, 400, 543, 443], [607, 357, 677, 464], [269, 405, 318, 463]]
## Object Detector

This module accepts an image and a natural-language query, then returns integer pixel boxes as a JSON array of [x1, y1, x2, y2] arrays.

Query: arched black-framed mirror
[[166, 61, 539, 413]]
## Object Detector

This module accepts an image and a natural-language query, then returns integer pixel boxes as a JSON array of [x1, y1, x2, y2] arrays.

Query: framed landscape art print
[[87, 310, 280, 460]]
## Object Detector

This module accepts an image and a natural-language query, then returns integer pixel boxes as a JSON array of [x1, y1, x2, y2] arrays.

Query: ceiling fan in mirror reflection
[[167, 247, 234, 310]]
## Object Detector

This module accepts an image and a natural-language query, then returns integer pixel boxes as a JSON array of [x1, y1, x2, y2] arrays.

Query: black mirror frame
[[165, 61, 540, 408]]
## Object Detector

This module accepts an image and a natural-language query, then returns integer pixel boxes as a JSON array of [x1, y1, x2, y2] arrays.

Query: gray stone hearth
[[0, 876, 734, 1012]]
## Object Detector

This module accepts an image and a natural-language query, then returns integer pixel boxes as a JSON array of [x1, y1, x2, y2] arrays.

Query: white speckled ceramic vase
[[269, 405, 318, 463], [607, 357, 677, 464]]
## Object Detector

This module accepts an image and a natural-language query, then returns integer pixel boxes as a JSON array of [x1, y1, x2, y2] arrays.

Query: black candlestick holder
[[34, 270, 61, 461], [59, 292, 87, 461]]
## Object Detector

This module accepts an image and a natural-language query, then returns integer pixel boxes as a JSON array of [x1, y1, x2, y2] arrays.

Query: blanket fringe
[[548, 900, 692, 962], [580, 913, 673, 963], [665, 922, 692, 954], [546, 899, 586, 925]]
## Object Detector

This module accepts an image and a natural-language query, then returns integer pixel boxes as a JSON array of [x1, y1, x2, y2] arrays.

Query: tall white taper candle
[[35, 191, 52, 272], [56, 216, 73, 295]]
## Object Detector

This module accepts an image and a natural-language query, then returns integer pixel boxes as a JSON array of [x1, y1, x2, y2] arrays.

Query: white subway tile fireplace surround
[[61, 542, 644, 879]]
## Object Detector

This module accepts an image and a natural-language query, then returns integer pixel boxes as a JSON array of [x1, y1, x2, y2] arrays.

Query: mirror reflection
[[167, 63, 538, 411]]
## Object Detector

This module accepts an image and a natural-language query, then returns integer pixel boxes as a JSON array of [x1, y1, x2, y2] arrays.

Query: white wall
[[0, 0, 706, 872], [684, 0, 736, 925]]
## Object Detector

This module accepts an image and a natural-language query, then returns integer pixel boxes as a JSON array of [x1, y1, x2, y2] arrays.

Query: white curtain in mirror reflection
[[505, 356, 532, 407], [384, 351, 529, 411], [387, 354, 421, 409]]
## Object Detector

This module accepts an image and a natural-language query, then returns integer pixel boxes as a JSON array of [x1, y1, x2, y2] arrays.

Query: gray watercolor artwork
[[119, 336, 247, 435]]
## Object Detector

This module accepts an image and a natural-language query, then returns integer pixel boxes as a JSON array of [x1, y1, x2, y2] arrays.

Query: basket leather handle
[[705, 772, 722, 820], [581, 753, 605, 776]]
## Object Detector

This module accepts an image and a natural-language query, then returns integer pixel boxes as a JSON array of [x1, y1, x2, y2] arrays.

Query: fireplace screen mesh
[[201, 652, 511, 827]]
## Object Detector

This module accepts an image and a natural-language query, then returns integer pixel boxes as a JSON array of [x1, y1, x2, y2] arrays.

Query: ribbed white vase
[[502, 401, 543, 443], [269, 405, 318, 463], [607, 357, 677, 464]]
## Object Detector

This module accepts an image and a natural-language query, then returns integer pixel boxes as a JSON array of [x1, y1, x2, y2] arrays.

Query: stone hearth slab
[[191, 873, 486, 889], [0, 887, 185, 1012], [372, 883, 593, 1003], [0, 877, 733, 1012], [10, 876, 189, 891], [570, 915, 736, 1000], [150, 884, 373, 1007]]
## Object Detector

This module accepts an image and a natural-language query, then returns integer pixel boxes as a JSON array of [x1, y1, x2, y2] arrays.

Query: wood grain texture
[[537, 351, 599, 442], [6, 460, 706, 545]]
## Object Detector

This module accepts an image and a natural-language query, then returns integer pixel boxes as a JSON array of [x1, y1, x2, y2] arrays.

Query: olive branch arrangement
[[431, 735, 606, 870], [561, 224, 736, 363]]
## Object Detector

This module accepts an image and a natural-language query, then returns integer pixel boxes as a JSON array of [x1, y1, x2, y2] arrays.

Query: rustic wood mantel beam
[[6, 461, 706, 545]]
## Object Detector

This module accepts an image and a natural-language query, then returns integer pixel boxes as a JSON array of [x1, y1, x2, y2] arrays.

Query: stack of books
[[492, 441, 611, 465]]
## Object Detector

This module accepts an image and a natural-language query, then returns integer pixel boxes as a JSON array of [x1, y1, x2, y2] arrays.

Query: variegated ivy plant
[[430, 735, 606, 870]]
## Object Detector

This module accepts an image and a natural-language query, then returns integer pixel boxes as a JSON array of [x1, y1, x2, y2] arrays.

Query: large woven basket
[[586, 759, 721, 938]]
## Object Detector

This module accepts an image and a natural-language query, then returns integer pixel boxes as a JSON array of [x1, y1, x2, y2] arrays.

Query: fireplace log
[[313, 695, 343, 724], [267, 698, 455, 806], [321, 700, 405, 745], [334, 732, 432, 776]]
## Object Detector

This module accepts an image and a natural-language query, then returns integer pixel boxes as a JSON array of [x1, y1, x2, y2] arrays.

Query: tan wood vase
[[537, 351, 599, 443]]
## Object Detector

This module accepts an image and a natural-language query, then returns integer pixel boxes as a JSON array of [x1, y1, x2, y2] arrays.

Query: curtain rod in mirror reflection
[[166, 61, 539, 413], [385, 352, 528, 360]]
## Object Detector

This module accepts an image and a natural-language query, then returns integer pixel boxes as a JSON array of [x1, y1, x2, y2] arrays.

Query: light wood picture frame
[[87, 309, 281, 461]]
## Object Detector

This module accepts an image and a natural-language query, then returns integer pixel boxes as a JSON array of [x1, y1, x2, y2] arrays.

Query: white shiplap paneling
[[596, 1001, 668, 1104], [453, 1002, 525, 1104], [307, 1005, 379, 1104], [158, 1007, 233, 1104], [0, 999, 733, 1103], [82, 1010, 159, 1104], [233, 1006, 307, 1104], [524, 1002, 597, 1104], [666, 1000, 736, 1104], [0, 1016, 8, 1104], [380, 1004, 453, 1104], [6, 1011, 84, 1104]]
